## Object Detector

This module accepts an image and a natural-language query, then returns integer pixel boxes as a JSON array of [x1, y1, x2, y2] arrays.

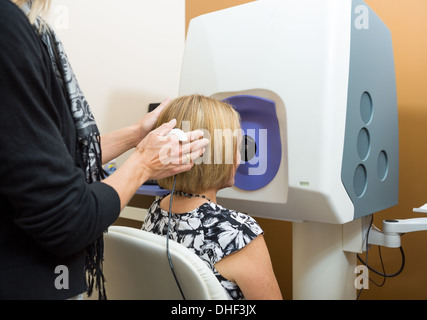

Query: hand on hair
[[133, 97, 171, 146], [136, 119, 209, 180]]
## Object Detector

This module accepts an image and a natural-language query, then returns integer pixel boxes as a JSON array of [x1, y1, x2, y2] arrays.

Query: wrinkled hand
[[136, 119, 209, 180], [134, 98, 171, 146]]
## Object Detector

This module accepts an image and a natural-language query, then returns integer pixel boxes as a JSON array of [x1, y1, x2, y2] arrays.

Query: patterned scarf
[[28, 14, 108, 299]]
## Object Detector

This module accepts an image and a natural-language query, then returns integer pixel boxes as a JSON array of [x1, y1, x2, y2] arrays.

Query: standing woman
[[0, 0, 208, 299]]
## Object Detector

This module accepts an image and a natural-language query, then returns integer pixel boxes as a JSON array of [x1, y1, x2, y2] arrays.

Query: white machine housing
[[179, 0, 399, 224]]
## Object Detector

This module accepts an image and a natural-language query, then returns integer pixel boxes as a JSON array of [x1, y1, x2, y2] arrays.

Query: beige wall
[[48, 0, 185, 167]]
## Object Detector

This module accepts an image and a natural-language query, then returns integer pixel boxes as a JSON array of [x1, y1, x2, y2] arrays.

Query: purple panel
[[224, 95, 282, 191], [136, 185, 170, 197]]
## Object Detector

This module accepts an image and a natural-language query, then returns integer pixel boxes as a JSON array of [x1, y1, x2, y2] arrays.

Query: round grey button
[[354, 164, 367, 198], [377, 150, 389, 181], [360, 92, 373, 125], [357, 128, 370, 161]]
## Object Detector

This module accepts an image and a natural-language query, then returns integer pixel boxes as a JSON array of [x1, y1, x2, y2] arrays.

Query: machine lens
[[241, 135, 257, 162]]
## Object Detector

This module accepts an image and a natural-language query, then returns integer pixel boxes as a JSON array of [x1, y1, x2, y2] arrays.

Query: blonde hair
[[12, 0, 51, 24], [157, 95, 241, 194]]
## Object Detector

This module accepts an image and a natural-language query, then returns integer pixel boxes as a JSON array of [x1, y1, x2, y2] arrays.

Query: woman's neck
[[159, 189, 217, 214]]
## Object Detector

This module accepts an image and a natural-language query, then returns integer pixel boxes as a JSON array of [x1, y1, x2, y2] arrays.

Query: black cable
[[166, 174, 186, 300], [370, 246, 387, 288], [356, 215, 374, 300], [356, 215, 406, 299], [357, 246, 406, 278]]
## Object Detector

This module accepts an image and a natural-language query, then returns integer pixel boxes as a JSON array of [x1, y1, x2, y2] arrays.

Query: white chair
[[91, 225, 228, 300]]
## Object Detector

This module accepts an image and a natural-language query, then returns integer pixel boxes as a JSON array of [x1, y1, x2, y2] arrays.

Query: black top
[[0, 0, 120, 299]]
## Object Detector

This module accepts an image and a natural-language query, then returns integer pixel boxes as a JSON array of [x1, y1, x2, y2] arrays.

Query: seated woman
[[141, 95, 282, 300]]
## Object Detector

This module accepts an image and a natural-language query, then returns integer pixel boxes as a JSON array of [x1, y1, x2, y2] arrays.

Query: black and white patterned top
[[141, 197, 264, 300]]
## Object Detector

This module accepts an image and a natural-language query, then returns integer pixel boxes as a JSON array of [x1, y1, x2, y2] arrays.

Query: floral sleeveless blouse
[[141, 197, 264, 300]]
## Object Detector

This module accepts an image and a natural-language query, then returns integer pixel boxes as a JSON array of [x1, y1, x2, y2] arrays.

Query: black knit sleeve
[[0, 2, 120, 257]]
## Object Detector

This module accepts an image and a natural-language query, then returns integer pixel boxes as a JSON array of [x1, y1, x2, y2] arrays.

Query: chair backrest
[[94, 225, 228, 300]]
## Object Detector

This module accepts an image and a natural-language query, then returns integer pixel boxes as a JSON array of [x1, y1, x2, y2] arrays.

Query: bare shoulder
[[215, 235, 283, 300]]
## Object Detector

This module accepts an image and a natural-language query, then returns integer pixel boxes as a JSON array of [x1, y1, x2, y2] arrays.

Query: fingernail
[[194, 129, 204, 137]]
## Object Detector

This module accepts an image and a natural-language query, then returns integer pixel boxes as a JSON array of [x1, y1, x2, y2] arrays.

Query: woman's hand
[[102, 118, 209, 209], [134, 97, 171, 146], [136, 119, 209, 180], [101, 98, 171, 164]]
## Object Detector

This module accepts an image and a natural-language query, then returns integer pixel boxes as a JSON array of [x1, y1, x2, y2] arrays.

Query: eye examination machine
[[179, 0, 403, 299]]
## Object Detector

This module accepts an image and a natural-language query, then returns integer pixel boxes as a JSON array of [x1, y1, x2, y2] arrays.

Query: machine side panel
[[341, 0, 399, 219]]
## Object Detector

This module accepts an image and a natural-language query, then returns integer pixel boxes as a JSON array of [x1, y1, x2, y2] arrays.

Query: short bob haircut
[[156, 95, 241, 194]]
